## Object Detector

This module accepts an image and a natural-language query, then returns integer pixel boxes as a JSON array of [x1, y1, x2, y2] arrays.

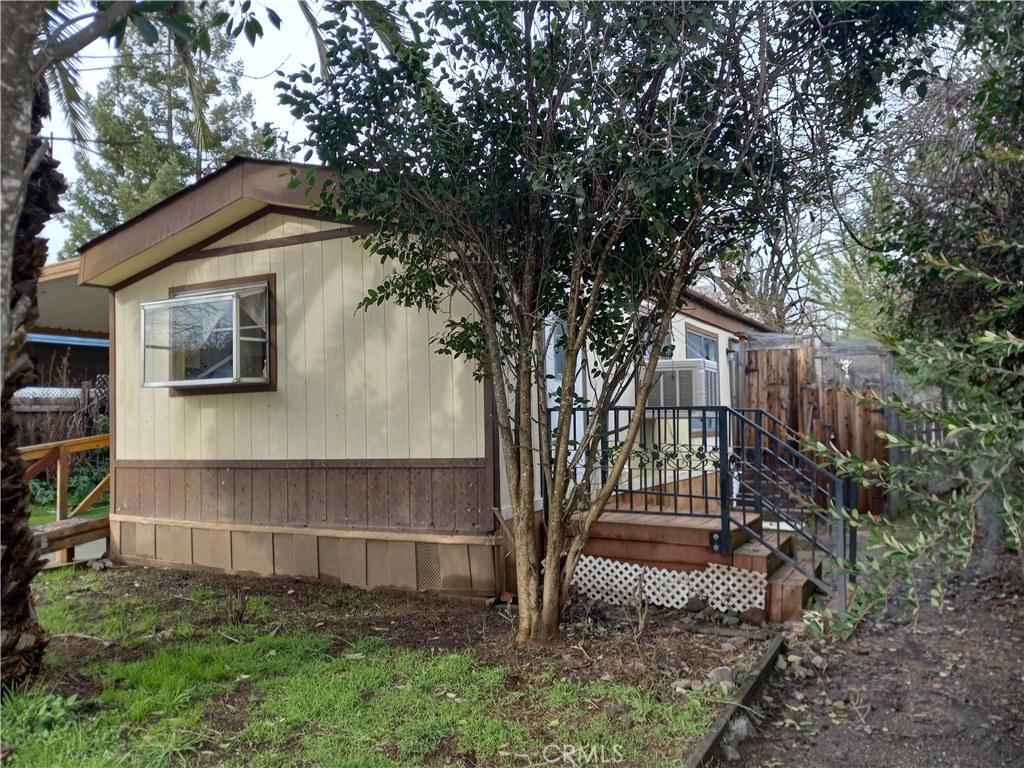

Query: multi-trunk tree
[[281, 0, 942, 645]]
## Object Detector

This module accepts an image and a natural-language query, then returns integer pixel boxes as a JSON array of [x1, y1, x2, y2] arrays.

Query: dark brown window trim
[[163, 273, 277, 397]]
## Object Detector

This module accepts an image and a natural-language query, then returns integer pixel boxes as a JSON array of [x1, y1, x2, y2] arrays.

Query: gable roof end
[[76, 158, 332, 288]]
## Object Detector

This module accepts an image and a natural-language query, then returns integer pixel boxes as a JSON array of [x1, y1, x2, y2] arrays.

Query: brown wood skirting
[[113, 461, 494, 533], [110, 517, 500, 594], [110, 514, 500, 545]]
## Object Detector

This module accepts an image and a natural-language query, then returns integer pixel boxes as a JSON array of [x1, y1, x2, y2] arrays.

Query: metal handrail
[[728, 408, 852, 600], [729, 410, 840, 487], [548, 404, 854, 603], [736, 408, 802, 443]]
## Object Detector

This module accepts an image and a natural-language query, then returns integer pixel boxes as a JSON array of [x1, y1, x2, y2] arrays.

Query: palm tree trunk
[[1, 76, 67, 689]]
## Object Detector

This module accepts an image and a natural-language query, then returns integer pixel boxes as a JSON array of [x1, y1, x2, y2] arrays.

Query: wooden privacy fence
[[20, 433, 111, 563], [11, 377, 108, 448], [740, 334, 892, 515]]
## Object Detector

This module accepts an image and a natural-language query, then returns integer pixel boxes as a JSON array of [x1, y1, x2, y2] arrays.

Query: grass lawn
[[0, 567, 763, 767]]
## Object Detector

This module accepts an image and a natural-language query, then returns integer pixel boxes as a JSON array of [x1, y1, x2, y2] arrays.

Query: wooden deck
[[579, 506, 821, 621], [579, 510, 761, 572], [33, 516, 109, 556]]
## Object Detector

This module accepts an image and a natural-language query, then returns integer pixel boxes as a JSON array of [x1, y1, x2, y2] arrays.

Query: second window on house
[[685, 328, 718, 362]]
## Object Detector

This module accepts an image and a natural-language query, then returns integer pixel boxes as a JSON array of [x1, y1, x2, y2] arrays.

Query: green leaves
[[812, 256, 1024, 635], [130, 14, 160, 45], [274, 0, 969, 637], [59, 3, 282, 258]]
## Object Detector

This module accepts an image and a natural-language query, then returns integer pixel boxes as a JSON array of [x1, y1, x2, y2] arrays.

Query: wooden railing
[[19, 434, 110, 564]]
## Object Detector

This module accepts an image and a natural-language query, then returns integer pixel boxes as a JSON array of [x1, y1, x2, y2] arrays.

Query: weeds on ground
[[5, 568, 721, 768]]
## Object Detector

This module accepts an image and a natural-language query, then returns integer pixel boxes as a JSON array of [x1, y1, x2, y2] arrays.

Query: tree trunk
[[1, 70, 68, 688]]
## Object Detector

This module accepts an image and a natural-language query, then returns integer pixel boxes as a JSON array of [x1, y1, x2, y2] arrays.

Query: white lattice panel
[[567, 555, 766, 613]]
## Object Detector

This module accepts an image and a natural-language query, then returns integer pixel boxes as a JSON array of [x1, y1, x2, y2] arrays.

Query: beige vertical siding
[[115, 214, 486, 460]]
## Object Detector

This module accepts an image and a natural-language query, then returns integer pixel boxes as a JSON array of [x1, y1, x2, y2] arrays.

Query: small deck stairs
[[578, 508, 822, 622], [554, 405, 856, 619]]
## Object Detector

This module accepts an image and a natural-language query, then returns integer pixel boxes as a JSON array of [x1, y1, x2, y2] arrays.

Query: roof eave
[[77, 158, 331, 288]]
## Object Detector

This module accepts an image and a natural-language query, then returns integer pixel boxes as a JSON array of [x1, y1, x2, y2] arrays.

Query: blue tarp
[[27, 333, 109, 349]]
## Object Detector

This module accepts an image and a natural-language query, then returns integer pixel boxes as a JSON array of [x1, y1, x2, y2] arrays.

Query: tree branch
[[32, 2, 136, 79]]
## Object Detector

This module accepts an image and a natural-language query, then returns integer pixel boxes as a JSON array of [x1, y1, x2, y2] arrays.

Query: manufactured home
[[78, 158, 500, 594], [78, 158, 851, 619]]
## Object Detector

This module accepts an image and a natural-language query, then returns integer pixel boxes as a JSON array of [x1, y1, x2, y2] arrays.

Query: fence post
[[55, 445, 72, 564], [847, 476, 858, 583], [833, 477, 848, 612], [715, 407, 731, 555]]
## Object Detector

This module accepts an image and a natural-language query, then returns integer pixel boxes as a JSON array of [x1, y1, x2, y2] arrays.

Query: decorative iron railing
[[546, 405, 856, 606]]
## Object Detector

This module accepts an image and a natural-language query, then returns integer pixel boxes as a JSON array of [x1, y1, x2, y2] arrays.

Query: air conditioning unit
[[646, 359, 720, 408]]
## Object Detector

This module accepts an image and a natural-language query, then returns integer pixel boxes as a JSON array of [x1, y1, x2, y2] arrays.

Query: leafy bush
[[28, 477, 57, 507], [815, 259, 1024, 634], [67, 464, 108, 505], [1, 688, 79, 736], [28, 464, 109, 510]]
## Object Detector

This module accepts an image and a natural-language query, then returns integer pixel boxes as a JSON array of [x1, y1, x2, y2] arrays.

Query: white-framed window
[[140, 279, 272, 389], [686, 328, 718, 362]]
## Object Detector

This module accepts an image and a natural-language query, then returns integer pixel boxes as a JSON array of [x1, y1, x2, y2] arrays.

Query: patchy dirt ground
[[731, 549, 1024, 768], [41, 564, 769, 691], [35, 561, 775, 768], [39, 550, 1023, 767]]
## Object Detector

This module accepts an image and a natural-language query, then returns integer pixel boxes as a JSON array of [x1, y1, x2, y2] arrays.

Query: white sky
[[42, 2, 321, 260]]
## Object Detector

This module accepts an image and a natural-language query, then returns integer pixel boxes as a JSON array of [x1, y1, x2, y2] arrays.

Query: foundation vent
[[415, 542, 442, 591], [120, 522, 138, 558]]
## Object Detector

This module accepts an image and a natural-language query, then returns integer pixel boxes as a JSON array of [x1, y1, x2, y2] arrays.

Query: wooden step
[[731, 533, 795, 575], [766, 559, 822, 623], [583, 537, 734, 568], [580, 556, 711, 574], [32, 516, 109, 555], [588, 511, 761, 549]]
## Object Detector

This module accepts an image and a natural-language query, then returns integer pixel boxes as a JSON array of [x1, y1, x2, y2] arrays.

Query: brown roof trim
[[107, 206, 273, 291], [40, 257, 82, 282], [679, 289, 775, 334], [77, 158, 334, 286]]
